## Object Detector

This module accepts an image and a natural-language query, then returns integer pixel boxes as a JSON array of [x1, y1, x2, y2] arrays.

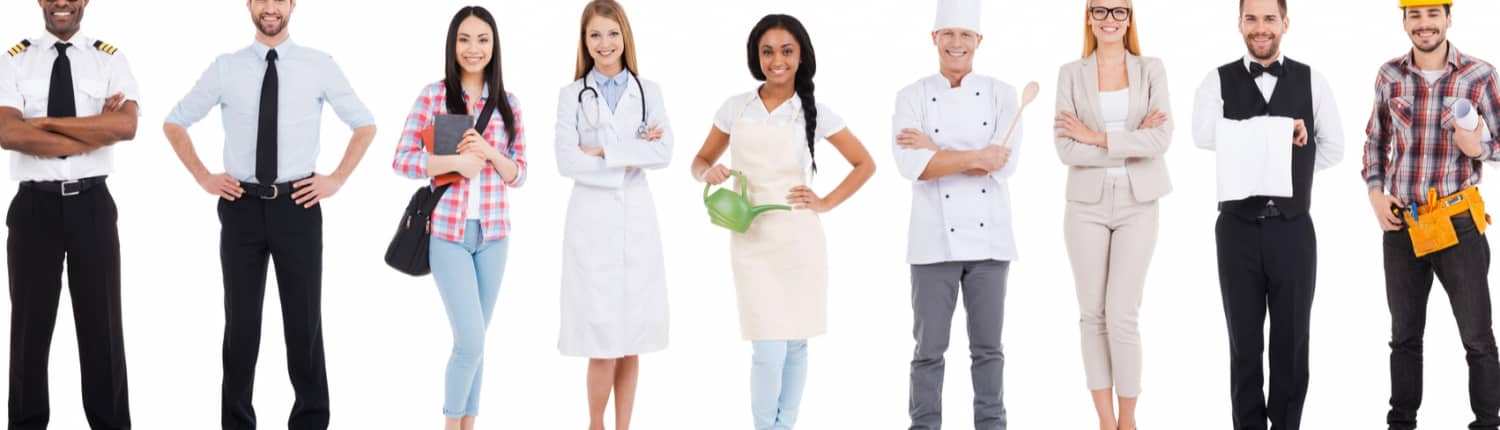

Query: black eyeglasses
[[1089, 7, 1132, 22]]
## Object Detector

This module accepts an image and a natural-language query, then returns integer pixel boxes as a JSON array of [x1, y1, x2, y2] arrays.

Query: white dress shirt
[[1100, 88, 1130, 176], [1193, 55, 1344, 172], [892, 73, 1023, 265], [0, 33, 140, 181]]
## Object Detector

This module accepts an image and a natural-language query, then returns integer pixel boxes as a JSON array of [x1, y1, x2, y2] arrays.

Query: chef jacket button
[[981, 189, 987, 194], [983, 121, 988, 126], [932, 97, 937, 102], [935, 128, 940, 133], [949, 228, 956, 232], [944, 194, 950, 199], [980, 223, 985, 227], [975, 92, 981, 96]]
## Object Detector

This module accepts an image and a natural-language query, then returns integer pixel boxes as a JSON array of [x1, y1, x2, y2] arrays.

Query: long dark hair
[[445, 6, 517, 149], [746, 14, 818, 172]]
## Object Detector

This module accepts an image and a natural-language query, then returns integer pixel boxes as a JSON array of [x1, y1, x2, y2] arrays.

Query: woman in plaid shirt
[[390, 7, 526, 430]]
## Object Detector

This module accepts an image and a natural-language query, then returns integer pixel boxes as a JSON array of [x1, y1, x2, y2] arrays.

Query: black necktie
[[47, 42, 75, 118], [256, 49, 279, 185], [1249, 61, 1284, 79]]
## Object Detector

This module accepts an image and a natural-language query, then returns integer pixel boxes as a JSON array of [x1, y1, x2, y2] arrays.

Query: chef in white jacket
[[892, 0, 1021, 428], [553, 2, 671, 428]]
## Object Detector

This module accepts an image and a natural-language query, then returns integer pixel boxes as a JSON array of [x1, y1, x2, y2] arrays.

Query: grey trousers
[[909, 260, 1010, 430]]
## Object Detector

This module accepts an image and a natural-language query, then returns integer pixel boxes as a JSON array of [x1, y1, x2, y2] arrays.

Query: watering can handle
[[703, 171, 749, 201]]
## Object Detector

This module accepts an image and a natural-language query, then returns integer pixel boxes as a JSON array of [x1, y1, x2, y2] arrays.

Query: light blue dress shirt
[[590, 69, 629, 113], [165, 39, 375, 184]]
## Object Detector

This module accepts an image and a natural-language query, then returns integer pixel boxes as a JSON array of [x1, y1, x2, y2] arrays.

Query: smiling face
[[584, 15, 624, 73], [931, 28, 981, 76], [247, 0, 294, 39], [1239, 0, 1288, 62], [1404, 6, 1450, 54], [1088, 0, 1130, 46], [758, 28, 801, 87], [39, 0, 87, 40], [455, 16, 493, 76]]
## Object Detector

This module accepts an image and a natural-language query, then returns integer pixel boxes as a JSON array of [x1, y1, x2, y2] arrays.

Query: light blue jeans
[[752, 340, 809, 430], [429, 220, 509, 418]]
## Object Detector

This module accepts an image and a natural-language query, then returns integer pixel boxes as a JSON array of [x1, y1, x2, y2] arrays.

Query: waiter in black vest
[[1191, 0, 1344, 429], [0, 0, 138, 428]]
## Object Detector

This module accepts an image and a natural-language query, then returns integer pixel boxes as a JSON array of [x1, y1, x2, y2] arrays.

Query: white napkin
[[1215, 116, 1295, 202]]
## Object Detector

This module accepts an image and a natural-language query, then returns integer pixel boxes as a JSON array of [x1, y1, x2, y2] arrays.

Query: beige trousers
[[1063, 174, 1159, 398]]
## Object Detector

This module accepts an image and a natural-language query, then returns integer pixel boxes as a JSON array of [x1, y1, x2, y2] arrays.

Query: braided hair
[[747, 14, 819, 172]]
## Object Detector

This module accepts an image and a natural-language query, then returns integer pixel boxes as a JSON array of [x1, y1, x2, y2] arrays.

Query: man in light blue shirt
[[161, 0, 376, 428]]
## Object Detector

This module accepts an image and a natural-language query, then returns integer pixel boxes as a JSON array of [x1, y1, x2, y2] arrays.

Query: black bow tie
[[1249, 61, 1285, 79]]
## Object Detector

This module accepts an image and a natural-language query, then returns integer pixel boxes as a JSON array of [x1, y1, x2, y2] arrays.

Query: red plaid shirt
[[392, 81, 527, 243], [1363, 44, 1500, 204]]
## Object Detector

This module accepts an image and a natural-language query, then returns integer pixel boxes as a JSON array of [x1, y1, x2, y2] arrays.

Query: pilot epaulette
[[6, 40, 30, 57], [92, 40, 117, 55]]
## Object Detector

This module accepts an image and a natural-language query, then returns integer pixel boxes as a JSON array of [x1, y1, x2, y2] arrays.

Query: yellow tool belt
[[1400, 186, 1491, 257]]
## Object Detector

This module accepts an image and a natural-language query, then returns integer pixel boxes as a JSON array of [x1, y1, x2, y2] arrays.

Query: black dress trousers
[[217, 194, 326, 430], [7, 183, 130, 430]]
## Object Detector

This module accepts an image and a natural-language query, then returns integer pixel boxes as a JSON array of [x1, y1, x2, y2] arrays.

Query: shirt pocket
[[19, 79, 49, 115], [77, 79, 108, 113], [1388, 96, 1417, 146]]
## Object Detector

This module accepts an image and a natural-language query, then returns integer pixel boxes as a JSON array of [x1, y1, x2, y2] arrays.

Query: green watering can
[[704, 172, 791, 233]]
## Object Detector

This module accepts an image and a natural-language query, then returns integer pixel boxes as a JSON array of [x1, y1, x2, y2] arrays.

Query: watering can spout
[[751, 204, 792, 217]]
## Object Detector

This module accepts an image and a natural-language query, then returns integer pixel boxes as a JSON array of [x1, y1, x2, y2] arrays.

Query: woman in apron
[[554, 1, 672, 429], [689, 14, 875, 430]]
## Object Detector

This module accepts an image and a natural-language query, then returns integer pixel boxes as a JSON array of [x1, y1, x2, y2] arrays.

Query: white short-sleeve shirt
[[0, 33, 141, 181], [713, 90, 846, 175]]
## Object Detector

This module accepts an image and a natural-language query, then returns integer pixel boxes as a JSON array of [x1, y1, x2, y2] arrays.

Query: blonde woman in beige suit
[[1053, 0, 1171, 429]]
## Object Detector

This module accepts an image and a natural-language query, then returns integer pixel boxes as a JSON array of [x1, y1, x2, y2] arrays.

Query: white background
[[3, 0, 1499, 428]]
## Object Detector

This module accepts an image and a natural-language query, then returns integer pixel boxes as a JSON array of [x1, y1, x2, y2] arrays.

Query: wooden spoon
[[999, 81, 1040, 148]]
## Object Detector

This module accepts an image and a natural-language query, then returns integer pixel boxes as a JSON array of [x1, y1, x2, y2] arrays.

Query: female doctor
[[553, 1, 671, 429]]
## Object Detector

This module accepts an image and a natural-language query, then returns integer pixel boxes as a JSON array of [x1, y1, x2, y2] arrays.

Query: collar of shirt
[[922, 72, 985, 92], [1399, 42, 1463, 74], [35, 32, 92, 54], [591, 68, 629, 89], [746, 88, 801, 116], [1241, 53, 1285, 74], [250, 38, 296, 61]]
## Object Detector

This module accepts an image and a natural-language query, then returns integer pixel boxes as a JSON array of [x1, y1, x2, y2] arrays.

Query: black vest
[[1217, 58, 1318, 220]]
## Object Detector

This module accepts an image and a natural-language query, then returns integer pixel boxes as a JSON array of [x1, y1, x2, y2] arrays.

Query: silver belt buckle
[[259, 184, 280, 200], [60, 180, 81, 197]]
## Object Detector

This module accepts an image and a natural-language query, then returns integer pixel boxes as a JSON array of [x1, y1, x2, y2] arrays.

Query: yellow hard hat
[[1400, 0, 1452, 8]]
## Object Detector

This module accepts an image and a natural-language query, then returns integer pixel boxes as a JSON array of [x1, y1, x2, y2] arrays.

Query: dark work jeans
[[1385, 216, 1500, 430]]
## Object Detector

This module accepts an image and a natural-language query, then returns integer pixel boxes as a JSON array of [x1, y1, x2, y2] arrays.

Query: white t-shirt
[[1421, 69, 1445, 86], [466, 114, 482, 220], [713, 90, 847, 176]]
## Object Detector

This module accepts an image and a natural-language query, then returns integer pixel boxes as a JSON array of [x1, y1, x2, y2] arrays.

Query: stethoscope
[[578, 73, 649, 139]]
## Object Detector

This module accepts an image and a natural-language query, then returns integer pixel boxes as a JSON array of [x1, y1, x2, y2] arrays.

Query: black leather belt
[[1256, 204, 1282, 220], [20, 176, 106, 196], [241, 181, 297, 200]]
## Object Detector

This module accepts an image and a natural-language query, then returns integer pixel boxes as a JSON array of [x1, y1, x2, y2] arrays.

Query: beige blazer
[[1054, 53, 1173, 204]]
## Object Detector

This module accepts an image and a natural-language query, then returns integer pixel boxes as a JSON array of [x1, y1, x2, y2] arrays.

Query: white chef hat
[[933, 0, 983, 35]]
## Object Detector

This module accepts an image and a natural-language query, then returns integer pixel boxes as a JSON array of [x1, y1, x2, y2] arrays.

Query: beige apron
[[728, 114, 829, 341]]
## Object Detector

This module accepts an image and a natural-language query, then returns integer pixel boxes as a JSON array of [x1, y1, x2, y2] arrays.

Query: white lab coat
[[892, 74, 1022, 265], [554, 73, 673, 358]]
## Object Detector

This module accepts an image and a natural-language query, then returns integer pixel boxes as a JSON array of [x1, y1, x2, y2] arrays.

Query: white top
[[1099, 88, 1130, 176], [892, 73, 1023, 265], [1421, 69, 1445, 86], [466, 111, 481, 219], [713, 90, 846, 179], [1193, 54, 1345, 172], [0, 33, 141, 181]]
